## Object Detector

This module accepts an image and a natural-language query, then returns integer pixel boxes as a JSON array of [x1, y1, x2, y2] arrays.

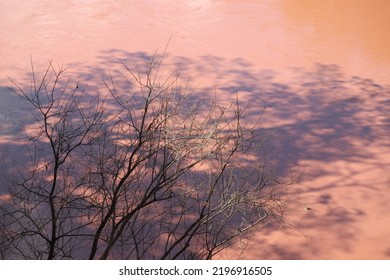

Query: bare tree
[[0, 55, 295, 259], [1, 61, 106, 259]]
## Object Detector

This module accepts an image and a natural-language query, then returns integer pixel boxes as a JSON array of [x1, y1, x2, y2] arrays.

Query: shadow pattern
[[1, 50, 389, 259]]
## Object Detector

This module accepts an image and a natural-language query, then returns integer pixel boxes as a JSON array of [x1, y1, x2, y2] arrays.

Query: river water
[[1, 0, 390, 259]]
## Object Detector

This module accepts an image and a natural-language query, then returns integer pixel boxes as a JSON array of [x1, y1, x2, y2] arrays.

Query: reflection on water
[[0, 0, 390, 259], [1, 0, 390, 83]]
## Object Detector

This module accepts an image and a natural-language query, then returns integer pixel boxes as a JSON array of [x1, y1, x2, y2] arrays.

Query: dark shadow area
[[1, 50, 389, 259], [0, 86, 33, 194]]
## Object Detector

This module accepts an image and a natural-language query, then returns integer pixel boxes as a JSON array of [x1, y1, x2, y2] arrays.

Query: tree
[[0, 55, 295, 259]]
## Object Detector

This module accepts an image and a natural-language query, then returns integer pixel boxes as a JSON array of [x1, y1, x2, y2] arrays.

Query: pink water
[[1, 0, 390, 259]]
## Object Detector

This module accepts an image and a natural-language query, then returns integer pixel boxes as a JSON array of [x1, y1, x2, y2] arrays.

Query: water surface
[[1, 0, 390, 259]]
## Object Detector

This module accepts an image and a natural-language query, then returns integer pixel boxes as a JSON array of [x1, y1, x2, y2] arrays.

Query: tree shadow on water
[[1, 50, 389, 259], [92, 52, 388, 260]]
